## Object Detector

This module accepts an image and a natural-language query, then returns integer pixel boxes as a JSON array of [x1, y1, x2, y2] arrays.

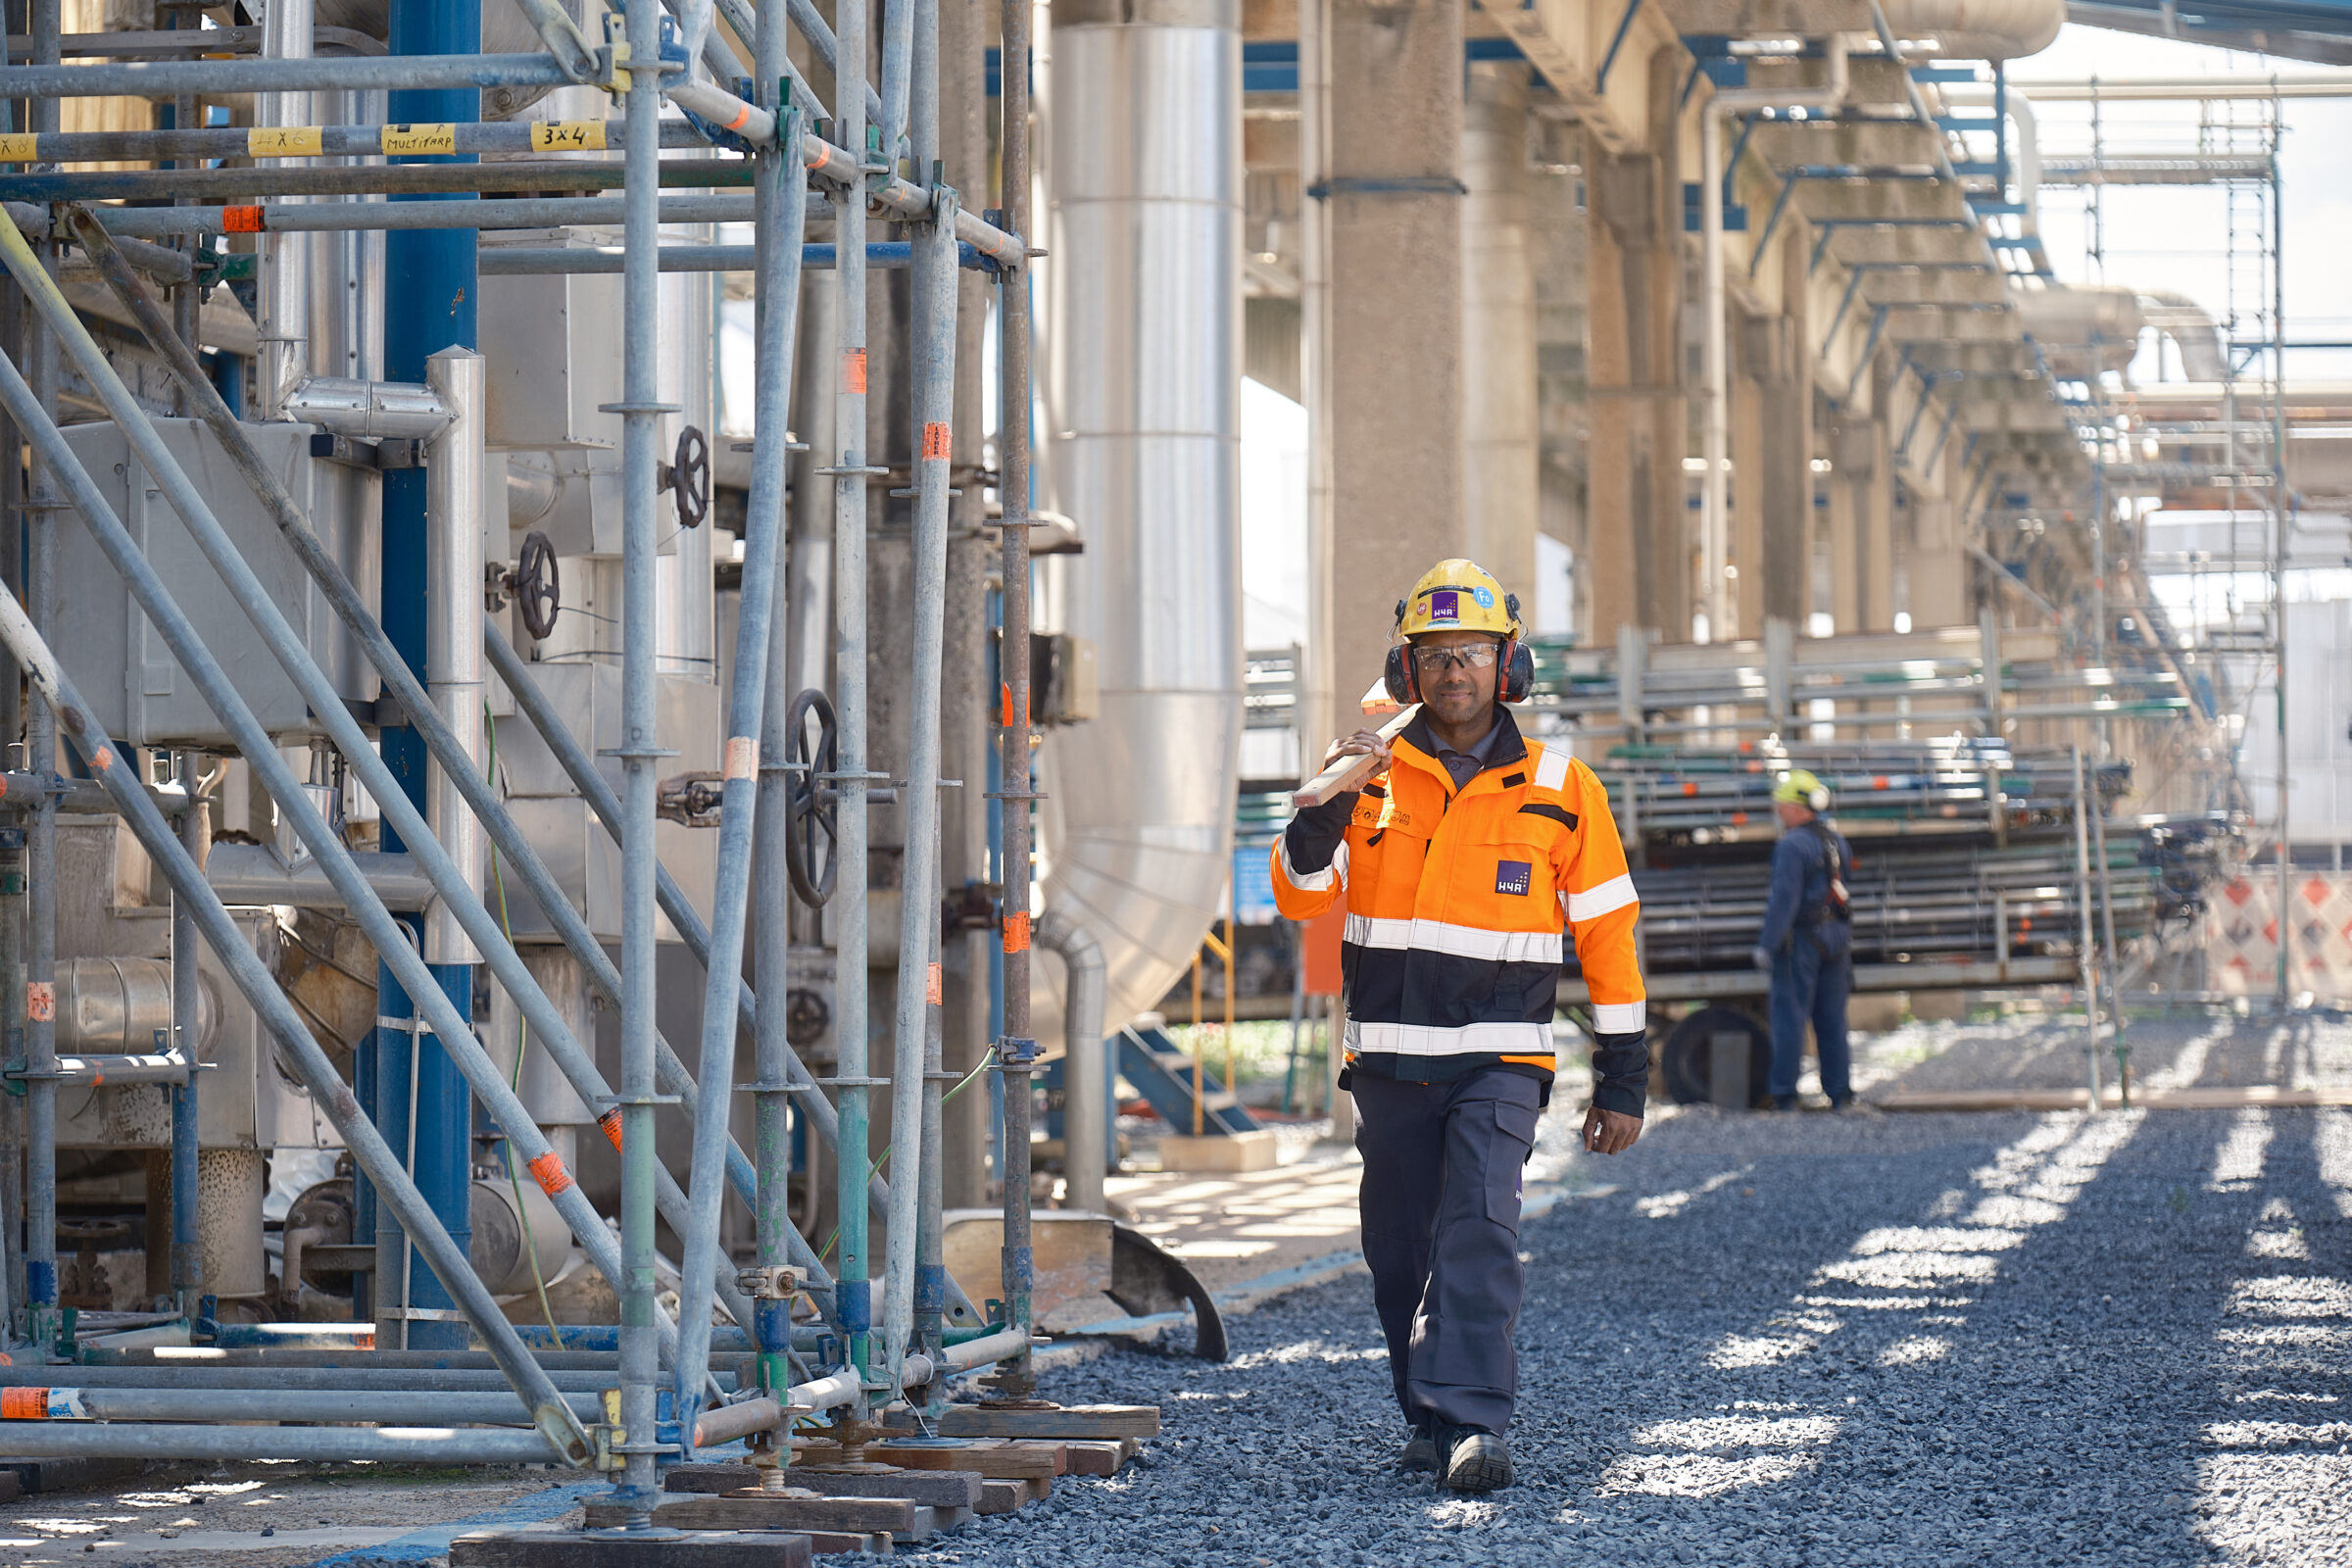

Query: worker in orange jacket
[[1271, 560, 1648, 1494]]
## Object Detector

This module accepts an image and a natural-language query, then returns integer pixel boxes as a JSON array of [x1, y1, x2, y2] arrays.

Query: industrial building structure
[[0, 0, 2327, 1553]]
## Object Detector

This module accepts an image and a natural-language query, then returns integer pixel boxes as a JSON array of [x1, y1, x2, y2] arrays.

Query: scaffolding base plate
[[582, 1491, 939, 1539], [933, 1402, 1160, 1441], [665, 1463, 981, 1508], [451, 1528, 814, 1567]]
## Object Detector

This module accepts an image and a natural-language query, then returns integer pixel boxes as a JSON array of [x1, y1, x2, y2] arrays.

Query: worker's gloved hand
[[1750, 945, 1774, 972]]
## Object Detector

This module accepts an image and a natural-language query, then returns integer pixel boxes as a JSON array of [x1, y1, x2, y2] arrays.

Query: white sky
[[2018, 24, 2352, 381]]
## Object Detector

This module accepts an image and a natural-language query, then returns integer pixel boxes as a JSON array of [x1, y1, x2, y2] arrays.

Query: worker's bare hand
[[1322, 729, 1392, 774], [1582, 1105, 1642, 1155]]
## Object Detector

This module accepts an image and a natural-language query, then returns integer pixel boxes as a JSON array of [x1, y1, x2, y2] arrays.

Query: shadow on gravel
[[899, 1031, 2352, 1568]]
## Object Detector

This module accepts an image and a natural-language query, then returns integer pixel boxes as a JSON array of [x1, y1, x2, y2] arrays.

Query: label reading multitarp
[[380, 122, 457, 157]]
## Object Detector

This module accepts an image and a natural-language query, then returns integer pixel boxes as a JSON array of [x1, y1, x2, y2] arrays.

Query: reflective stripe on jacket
[[1271, 707, 1649, 1114]]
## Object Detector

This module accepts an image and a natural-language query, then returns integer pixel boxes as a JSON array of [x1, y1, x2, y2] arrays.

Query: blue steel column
[[376, 0, 479, 1350]]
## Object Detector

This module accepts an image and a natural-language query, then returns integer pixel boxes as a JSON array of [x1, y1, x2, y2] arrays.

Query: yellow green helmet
[[1773, 768, 1830, 808], [1394, 559, 1522, 640]]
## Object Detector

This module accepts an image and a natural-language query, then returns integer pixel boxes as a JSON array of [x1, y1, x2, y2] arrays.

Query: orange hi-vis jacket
[[1271, 707, 1650, 1115]]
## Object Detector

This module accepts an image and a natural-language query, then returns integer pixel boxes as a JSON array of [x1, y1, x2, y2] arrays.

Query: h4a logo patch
[[1494, 859, 1532, 897]]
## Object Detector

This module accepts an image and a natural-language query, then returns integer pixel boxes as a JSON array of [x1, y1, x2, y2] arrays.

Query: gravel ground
[[905, 1013, 2352, 1567], [0, 1012, 2345, 1567]]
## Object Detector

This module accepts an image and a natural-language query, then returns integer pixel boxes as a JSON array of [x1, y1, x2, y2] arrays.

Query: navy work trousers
[[1768, 928, 1852, 1102], [1351, 1067, 1543, 1434]]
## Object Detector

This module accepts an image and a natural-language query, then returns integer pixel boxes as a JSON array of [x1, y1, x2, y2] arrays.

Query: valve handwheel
[[516, 529, 562, 643], [672, 423, 711, 530], [785, 688, 840, 907]]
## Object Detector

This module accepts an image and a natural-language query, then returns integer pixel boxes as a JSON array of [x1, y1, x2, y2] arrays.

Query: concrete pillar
[[1907, 491, 1969, 628], [1321, 0, 1463, 710], [1583, 50, 1688, 646], [1752, 285, 1811, 630], [1460, 62, 1537, 600], [1830, 416, 1894, 633], [1730, 312, 1766, 640]]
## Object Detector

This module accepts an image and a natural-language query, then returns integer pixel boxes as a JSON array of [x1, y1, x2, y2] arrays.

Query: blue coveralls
[[1757, 819, 1855, 1103]]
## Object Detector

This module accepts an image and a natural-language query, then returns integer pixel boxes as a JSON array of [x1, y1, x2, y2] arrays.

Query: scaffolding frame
[[0, 0, 1038, 1513]]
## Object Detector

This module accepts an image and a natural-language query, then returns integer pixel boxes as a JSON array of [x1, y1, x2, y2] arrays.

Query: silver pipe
[[831, 0, 876, 1414], [170, 754, 201, 1307], [883, 176, 958, 1384], [689, 1363, 866, 1446], [280, 375, 453, 439], [423, 350, 486, 965], [672, 95, 811, 1434], [204, 841, 430, 908], [81, 193, 766, 238], [617, 0, 670, 1514], [939, 1324, 1029, 1371], [28, 1054, 196, 1087], [509, 0, 601, 78], [1037, 908, 1105, 1212], [0, 1422, 564, 1463], [0, 1366, 624, 1391], [0, 550, 590, 1464], [255, 0, 313, 419], [749, 0, 803, 1402], [8, 1387, 606, 1423], [23, 0, 61, 1354], [2072, 747, 2102, 1108], [0, 53, 573, 97]]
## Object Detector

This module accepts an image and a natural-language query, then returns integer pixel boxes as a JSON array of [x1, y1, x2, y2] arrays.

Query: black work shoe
[[1396, 1420, 1440, 1474], [1829, 1093, 1858, 1112], [1437, 1426, 1513, 1493]]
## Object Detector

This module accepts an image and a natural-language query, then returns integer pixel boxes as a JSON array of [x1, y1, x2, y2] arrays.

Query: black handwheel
[[672, 424, 710, 529], [516, 529, 562, 642], [785, 688, 839, 907]]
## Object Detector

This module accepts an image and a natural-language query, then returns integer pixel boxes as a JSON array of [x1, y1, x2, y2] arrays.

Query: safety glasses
[[1411, 643, 1501, 674]]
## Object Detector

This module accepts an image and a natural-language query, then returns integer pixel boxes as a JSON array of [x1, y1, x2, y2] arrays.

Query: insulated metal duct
[[1880, 0, 2063, 59], [2019, 284, 2145, 377], [1041, 0, 1244, 1037]]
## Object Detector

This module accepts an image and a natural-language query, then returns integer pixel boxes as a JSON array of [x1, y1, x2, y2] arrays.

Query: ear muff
[[1384, 644, 1417, 705], [1385, 598, 1419, 704], [1497, 638, 1535, 704], [1810, 786, 1831, 812]]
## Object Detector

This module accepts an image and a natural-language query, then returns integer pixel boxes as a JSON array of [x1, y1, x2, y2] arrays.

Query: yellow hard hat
[[1774, 768, 1830, 808], [1394, 559, 1521, 640]]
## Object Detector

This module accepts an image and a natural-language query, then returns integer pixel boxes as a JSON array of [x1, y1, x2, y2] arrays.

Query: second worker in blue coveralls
[[1750, 768, 1857, 1111]]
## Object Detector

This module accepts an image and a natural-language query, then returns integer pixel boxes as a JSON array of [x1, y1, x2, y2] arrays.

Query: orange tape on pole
[[527, 1151, 574, 1198], [925, 962, 943, 1006], [1, 1387, 47, 1419], [25, 983, 51, 1023], [1003, 911, 1030, 955], [921, 421, 950, 462], [599, 1108, 624, 1152], [221, 205, 266, 233]]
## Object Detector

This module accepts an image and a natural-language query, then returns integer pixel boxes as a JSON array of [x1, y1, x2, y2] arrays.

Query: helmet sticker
[[1428, 589, 1459, 622], [1473, 586, 1494, 609]]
